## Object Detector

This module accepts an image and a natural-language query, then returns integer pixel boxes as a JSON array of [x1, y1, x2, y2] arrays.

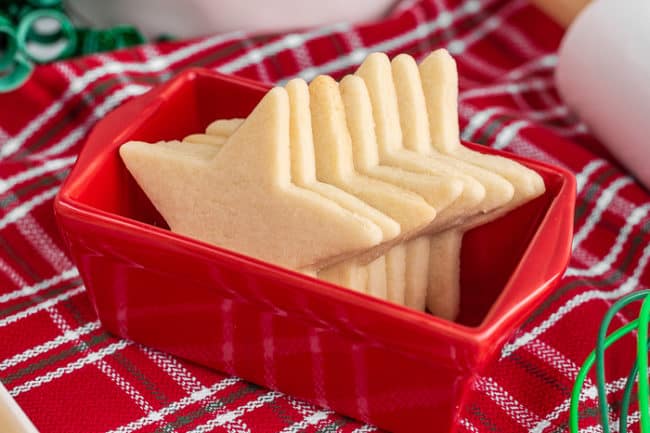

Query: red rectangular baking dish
[[53, 68, 575, 433]]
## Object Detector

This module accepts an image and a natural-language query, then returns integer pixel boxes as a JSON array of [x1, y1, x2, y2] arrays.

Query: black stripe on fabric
[[1, 333, 110, 385], [509, 352, 571, 395], [574, 167, 618, 222], [467, 402, 499, 432], [151, 383, 261, 433], [0, 279, 81, 319], [523, 218, 650, 327]]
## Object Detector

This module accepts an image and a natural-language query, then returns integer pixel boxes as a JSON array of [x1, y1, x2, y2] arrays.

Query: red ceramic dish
[[54, 69, 575, 433]]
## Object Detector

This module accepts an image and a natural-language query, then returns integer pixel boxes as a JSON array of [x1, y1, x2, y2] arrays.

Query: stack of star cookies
[[119, 49, 545, 320]]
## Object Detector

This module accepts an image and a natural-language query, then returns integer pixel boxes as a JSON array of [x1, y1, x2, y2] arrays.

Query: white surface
[[0, 381, 39, 433], [68, 0, 396, 37], [556, 0, 650, 189]]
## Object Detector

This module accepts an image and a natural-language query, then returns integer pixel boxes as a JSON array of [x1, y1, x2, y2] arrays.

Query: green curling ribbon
[[80, 29, 115, 54], [16, 8, 77, 63], [0, 2, 151, 92], [80, 26, 145, 54], [0, 13, 18, 70], [570, 290, 650, 433], [111, 25, 145, 49], [26, 21, 62, 44], [26, 0, 62, 7], [0, 52, 33, 92]]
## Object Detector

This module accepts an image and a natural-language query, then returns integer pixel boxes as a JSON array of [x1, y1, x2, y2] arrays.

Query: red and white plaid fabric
[[0, 0, 648, 431]]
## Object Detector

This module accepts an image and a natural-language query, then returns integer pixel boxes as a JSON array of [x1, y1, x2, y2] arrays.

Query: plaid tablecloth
[[1, 0, 648, 431]]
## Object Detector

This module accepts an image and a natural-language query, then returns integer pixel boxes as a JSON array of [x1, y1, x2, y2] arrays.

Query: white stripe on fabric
[[296, 0, 492, 81], [284, 400, 334, 432], [44, 291, 155, 418], [0, 285, 84, 328], [509, 78, 543, 114], [106, 377, 242, 433], [579, 417, 637, 433], [7, 0, 492, 164], [185, 391, 281, 433], [524, 339, 582, 382], [493, 120, 528, 150], [551, 121, 589, 138], [27, 26, 352, 162], [0, 256, 27, 288], [0, 156, 75, 195], [144, 346, 256, 432], [45, 304, 156, 420], [572, 177, 634, 252], [576, 413, 640, 433], [460, 77, 553, 101], [526, 105, 570, 121], [96, 360, 155, 414], [141, 44, 162, 62], [15, 214, 74, 273], [287, 398, 325, 417], [446, 13, 502, 55], [241, 40, 272, 84], [505, 54, 557, 81], [460, 104, 569, 124], [278, 412, 331, 433], [0, 186, 59, 231], [578, 411, 639, 433], [226, 419, 252, 433], [460, 105, 572, 140], [409, 1, 435, 57], [9, 340, 130, 396], [567, 204, 650, 277], [501, 240, 650, 359], [341, 27, 365, 51], [217, 24, 349, 75], [505, 134, 567, 169], [1, 31, 245, 158], [459, 418, 481, 433], [350, 424, 379, 432], [0, 268, 79, 304], [576, 160, 607, 193], [604, 191, 645, 222], [532, 376, 629, 433], [97, 54, 131, 87], [34, 85, 151, 159], [290, 43, 315, 71], [141, 346, 204, 393], [461, 107, 500, 141], [0, 321, 100, 371], [475, 376, 543, 430], [45, 307, 71, 333]]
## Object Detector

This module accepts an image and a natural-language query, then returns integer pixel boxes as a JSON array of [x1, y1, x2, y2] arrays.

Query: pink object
[[70, 0, 397, 37], [556, 0, 650, 190], [54, 69, 575, 433]]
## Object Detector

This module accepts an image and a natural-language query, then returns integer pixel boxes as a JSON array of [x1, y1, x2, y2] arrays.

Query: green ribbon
[[570, 290, 650, 433], [26, 0, 61, 7], [81, 26, 146, 54], [16, 8, 77, 63], [0, 52, 33, 92], [0, 1, 156, 92], [0, 13, 18, 70]]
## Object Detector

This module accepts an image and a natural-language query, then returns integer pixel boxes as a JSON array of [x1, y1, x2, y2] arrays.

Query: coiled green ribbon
[[0, 0, 148, 92], [570, 290, 650, 433]]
